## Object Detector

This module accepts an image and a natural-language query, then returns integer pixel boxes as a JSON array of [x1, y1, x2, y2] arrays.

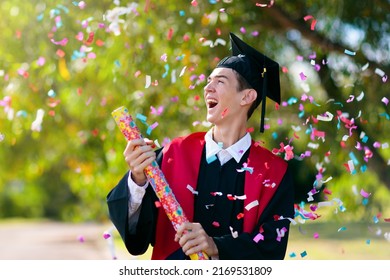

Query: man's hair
[[233, 70, 258, 119]]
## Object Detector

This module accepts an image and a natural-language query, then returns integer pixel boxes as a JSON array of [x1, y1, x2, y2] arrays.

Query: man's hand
[[123, 138, 156, 186], [174, 222, 219, 259]]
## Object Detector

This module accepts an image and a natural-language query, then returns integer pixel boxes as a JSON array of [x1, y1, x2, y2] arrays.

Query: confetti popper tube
[[111, 106, 208, 260]]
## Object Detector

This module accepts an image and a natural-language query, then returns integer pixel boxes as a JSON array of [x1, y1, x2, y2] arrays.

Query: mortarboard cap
[[216, 32, 281, 132]]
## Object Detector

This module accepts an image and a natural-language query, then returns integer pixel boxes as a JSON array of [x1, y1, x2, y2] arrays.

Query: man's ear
[[240, 89, 257, 106]]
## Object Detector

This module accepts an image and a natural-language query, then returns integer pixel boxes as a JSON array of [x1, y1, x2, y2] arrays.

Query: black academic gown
[[107, 145, 295, 260]]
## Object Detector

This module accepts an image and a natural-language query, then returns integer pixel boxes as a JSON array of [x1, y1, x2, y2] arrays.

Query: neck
[[212, 125, 247, 148]]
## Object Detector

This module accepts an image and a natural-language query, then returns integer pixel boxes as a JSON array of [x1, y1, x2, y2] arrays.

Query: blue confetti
[[206, 155, 217, 164], [338, 226, 347, 232]]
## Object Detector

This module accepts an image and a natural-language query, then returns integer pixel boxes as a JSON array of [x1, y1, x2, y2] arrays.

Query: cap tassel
[[260, 67, 267, 133]]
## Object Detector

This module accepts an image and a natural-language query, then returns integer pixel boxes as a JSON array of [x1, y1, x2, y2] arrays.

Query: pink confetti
[[346, 95, 355, 103], [299, 72, 307, 81], [360, 189, 371, 198], [77, 235, 85, 243], [78, 1, 86, 9], [212, 221, 220, 227], [373, 141, 381, 148], [253, 233, 264, 243], [50, 38, 68, 46], [167, 28, 174, 40], [255, 1, 274, 7], [276, 227, 287, 242], [37, 56, 46, 66], [313, 232, 319, 239], [382, 97, 389, 106], [303, 15, 317, 30], [150, 105, 164, 116], [103, 232, 111, 239], [221, 108, 228, 118]]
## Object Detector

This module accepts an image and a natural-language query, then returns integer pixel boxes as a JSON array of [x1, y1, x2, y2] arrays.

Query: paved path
[[0, 220, 134, 260]]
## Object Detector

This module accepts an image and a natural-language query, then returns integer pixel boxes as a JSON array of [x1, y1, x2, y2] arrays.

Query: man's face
[[203, 67, 245, 125]]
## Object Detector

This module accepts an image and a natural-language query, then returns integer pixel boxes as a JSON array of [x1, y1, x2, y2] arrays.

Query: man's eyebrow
[[207, 74, 230, 81]]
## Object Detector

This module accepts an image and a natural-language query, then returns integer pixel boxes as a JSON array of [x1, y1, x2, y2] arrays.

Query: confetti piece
[[31, 109, 45, 132], [150, 105, 164, 116], [382, 97, 389, 106], [361, 63, 369, 71], [253, 233, 264, 243], [374, 68, 385, 78], [303, 15, 317, 30], [221, 108, 228, 118], [236, 162, 254, 174], [300, 251, 307, 258], [136, 113, 147, 123], [212, 221, 220, 227], [59, 58, 71, 80], [245, 200, 259, 211], [146, 122, 158, 135], [360, 189, 371, 198], [145, 75, 151, 88], [313, 232, 319, 239], [236, 213, 245, 219], [51, 37, 68, 46], [338, 226, 347, 232], [278, 215, 297, 225], [229, 226, 238, 238], [344, 49, 356, 56], [206, 154, 217, 164], [77, 235, 85, 243], [289, 252, 296, 258], [356, 91, 365, 101], [210, 192, 223, 196], [186, 184, 198, 195]]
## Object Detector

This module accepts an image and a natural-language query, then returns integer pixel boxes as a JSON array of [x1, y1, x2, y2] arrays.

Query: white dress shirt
[[126, 128, 252, 226]]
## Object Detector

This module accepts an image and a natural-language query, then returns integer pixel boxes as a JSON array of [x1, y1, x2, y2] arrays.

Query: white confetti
[[245, 200, 259, 211], [186, 185, 198, 195], [31, 109, 45, 132]]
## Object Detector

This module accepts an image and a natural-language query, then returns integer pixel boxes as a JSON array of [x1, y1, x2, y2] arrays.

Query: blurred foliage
[[0, 0, 389, 229]]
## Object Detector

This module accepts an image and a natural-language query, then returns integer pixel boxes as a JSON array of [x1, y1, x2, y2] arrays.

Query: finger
[[129, 150, 156, 172], [123, 139, 145, 156], [143, 138, 156, 148]]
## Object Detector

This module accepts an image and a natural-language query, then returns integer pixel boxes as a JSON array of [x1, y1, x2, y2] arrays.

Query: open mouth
[[207, 99, 218, 109]]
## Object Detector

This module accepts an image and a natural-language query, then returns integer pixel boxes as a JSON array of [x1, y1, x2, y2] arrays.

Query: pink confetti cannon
[[111, 106, 208, 260]]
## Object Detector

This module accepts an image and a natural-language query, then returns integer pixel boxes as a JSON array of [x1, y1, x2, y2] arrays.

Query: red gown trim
[[152, 132, 287, 260]]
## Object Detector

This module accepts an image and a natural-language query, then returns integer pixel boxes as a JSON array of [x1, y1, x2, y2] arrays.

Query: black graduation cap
[[216, 32, 281, 132]]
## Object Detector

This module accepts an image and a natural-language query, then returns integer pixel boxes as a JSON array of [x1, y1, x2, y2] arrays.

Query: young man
[[107, 33, 295, 260]]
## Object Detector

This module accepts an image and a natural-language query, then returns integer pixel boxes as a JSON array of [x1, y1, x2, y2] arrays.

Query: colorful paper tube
[[111, 106, 208, 260]]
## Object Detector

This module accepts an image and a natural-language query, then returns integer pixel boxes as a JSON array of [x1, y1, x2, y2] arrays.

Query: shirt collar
[[205, 128, 252, 164]]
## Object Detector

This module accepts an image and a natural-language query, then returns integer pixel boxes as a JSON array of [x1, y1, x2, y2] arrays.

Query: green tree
[[0, 0, 388, 223]]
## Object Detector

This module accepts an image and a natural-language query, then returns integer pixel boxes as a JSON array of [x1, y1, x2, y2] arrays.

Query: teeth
[[207, 98, 218, 105]]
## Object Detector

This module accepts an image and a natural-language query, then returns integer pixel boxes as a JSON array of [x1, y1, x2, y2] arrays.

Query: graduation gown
[[107, 132, 295, 260]]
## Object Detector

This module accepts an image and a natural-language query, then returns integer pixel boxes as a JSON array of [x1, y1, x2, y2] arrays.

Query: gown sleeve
[[106, 148, 162, 256], [213, 166, 295, 260]]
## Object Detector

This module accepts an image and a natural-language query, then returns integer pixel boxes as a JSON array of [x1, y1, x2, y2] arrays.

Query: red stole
[[151, 132, 287, 260]]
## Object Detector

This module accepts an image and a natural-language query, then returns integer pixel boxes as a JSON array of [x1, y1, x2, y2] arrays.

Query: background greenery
[[0, 0, 389, 249]]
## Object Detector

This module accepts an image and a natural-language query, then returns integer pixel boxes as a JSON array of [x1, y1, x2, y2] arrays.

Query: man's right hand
[[123, 138, 156, 186]]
